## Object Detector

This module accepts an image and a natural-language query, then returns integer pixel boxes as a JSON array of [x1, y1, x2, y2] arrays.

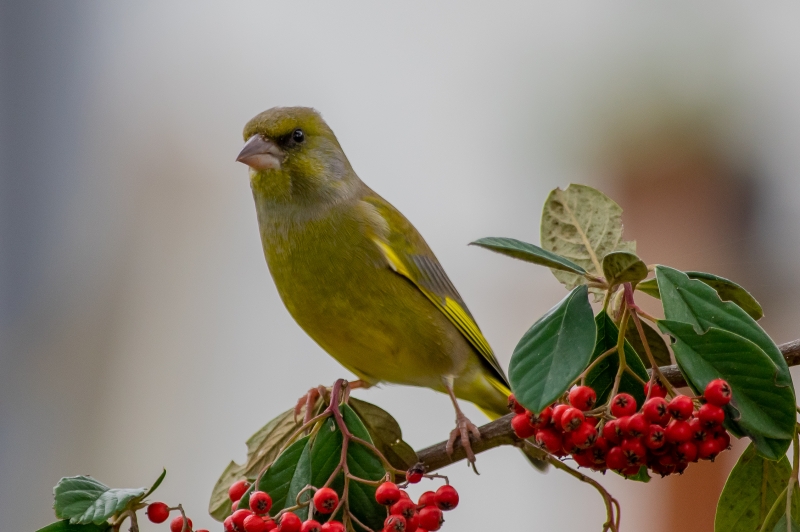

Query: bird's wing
[[361, 194, 510, 392]]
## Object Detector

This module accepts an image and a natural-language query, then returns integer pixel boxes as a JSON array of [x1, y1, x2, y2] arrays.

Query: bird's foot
[[294, 386, 327, 424], [446, 412, 482, 473]]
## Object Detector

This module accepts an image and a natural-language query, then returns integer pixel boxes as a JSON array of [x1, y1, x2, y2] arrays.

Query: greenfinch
[[237, 107, 532, 467]]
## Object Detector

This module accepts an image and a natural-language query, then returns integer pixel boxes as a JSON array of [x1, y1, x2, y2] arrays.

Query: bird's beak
[[236, 135, 284, 171]]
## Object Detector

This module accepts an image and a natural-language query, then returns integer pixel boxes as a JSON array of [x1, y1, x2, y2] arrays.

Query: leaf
[[617, 465, 651, 483], [714, 442, 800, 532], [36, 520, 111, 532], [656, 266, 791, 389], [209, 461, 244, 521], [658, 321, 795, 456], [470, 237, 586, 275], [585, 311, 649, 406], [624, 316, 672, 369], [540, 184, 636, 290], [53, 476, 147, 525], [634, 270, 764, 320], [349, 398, 418, 472], [602, 251, 648, 287], [142, 469, 166, 500], [772, 515, 800, 532], [242, 436, 312, 519], [509, 285, 596, 413]]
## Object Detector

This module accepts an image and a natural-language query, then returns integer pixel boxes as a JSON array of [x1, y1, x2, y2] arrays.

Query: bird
[[236, 107, 540, 469]]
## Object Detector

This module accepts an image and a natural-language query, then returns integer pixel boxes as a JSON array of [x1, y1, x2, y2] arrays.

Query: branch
[[416, 338, 800, 473]]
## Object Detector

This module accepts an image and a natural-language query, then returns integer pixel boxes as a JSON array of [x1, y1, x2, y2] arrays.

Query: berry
[[551, 404, 570, 428], [610, 394, 637, 417], [405, 466, 424, 484], [534, 428, 562, 453], [147, 502, 170, 524], [508, 394, 525, 414], [572, 450, 595, 468], [715, 430, 731, 450], [561, 407, 585, 432], [405, 515, 419, 532], [602, 419, 622, 444], [301, 521, 322, 532], [569, 386, 597, 411], [676, 441, 698, 463], [570, 421, 598, 449], [621, 438, 646, 466], [229, 480, 251, 502], [698, 403, 725, 428], [224, 517, 235, 532], [590, 437, 610, 464], [418, 491, 436, 508], [704, 379, 732, 406], [644, 425, 666, 450], [644, 380, 668, 398], [561, 431, 581, 455], [249, 491, 273, 515], [231, 510, 254, 532], [688, 418, 708, 442], [606, 446, 627, 470], [312, 488, 338, 514], [434, 485, 459, 511], [511, 413, 536, 439], [390, 498, 417, 520], [375, 482, 402, 506], [625, 413, 650, 438], [263, 519, 277, 531], [384, 515, 406, 532], [320, 522, 344, 532], [418, 506, 444, 531], [667, 396, 694, 421], [698, 439, 721, 460], [529, 406, 553, 428], [642, 397, 670, 426], [170, 516, 193, 532], [244, 514, 269, 532], [665, 420, 692, 443], [279, 512, 302, 532], [622, 465, 642, 477]]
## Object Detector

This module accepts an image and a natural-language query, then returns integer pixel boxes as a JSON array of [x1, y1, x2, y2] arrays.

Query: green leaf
[[349, 398, 418, 472], [634, 270, 764, 320], [658, 321, 795, 455], [617, 465, 651, 483], [714, 442, 800, 532], [36, 520, 111, 532], [540, 184, 636, 290], [244, 436, 312, 519], [53, 476, 147, 525], [656, 266, 791, 390], [772, 515, 800, 532], [509, 285, 596, 413], [470, 237, 586, 275], [602, 251, 648, 287], [624, 316, 672, 369], [585, 311, 648, 406], [142, 469, 166, 500]]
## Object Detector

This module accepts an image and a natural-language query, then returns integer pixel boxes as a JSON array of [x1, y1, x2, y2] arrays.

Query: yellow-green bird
[[236, 107, 529, 467]]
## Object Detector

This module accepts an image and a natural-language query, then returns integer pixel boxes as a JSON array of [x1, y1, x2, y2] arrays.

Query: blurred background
[[4, 2, 800, 531]]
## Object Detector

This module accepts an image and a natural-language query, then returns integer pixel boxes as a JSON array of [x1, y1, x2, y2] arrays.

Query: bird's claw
[[446, 413, 482, 473], [293, 386, 326, 424]]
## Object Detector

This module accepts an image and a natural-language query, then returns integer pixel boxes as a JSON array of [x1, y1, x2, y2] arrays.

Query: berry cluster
[[146, 502, 209, 532], [375, 480, 459, 532], [511, 379, 733, 477]]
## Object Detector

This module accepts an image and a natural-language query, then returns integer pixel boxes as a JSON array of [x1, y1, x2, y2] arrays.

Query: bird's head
[[237, 107, 357, 207]]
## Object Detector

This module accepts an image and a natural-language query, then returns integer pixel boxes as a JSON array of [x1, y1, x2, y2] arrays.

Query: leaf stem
[[608, 308, 630, 401], [579, 346, 618, 387]]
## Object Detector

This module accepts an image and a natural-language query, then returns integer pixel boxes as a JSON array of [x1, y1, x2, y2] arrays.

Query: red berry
[[715, 430, 731, 450], [644, 425, 666, 450], [300, 521, 321, 532], [561, 407, 585, 432], [312, 488, 338, 514], [642, 397, 670, 426], [263, 519, 277, 531], [418, 490, 436, 507], [417, 506, 444, 531], [405, 515, 419, 532], [605, 446, 627, 470], [645, 380, 668, 398], [147, 502, 170, 524], [698, 439, 721, 460], [590, 437, 610, 464], [569, 386, 597, 411], [279, 512, 302, 532], [384, 515, 406, 532], [698, 403, 725, 428], [602, 419, 622, 444], [625, 413, 650, 438], [320, 522, 344, 532], [511, 413, 536, 439], [197, 530, 210, 532], [224, 517, 235, 532], [704, 379, 732, 406], [534, 428, 562, 453], [572, 450, 595, 468], [244, 514, 269, 532], [390, 498, 416, 519], [231, 510, 254, 532], [570, 421, 598, 449], [229, 480, 251, 503], [622, 465, 642, 477], [610, 394, 637, 417], [170, 516, 193, 532], [667, 396, 694, 421], [249, 491, 273, 515], [529, 406, 553, 428], [676, 441, 698, 463], [434, 485, 459, 511], [405, 466, 424, 484], [688, 418, 708, 442], [375, 482, 402, 506], [665, 420, 692, 443], [621, 438, 646, 466], [551, 404, 570, 427], [508, 394, 525, 414]]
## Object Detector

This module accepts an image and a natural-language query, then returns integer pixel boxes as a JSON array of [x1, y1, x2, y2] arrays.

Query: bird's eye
[[292, 129, 305, 143]]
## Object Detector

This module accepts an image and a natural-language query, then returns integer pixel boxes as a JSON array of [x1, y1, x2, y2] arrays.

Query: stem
[[760, 486, 789, 532], [579, 346, 618, 386], [608, 308, 630, 401]]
